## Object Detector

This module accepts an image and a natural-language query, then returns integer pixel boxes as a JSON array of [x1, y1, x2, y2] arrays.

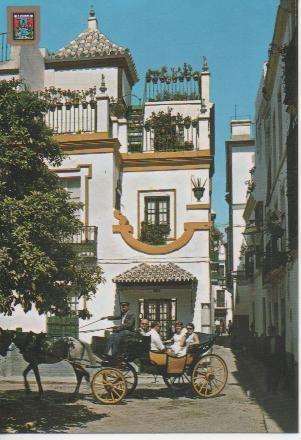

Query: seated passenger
[[180, 323, 200, 353], [149, 321, 166, 352], [164, 321, 186, 356], [138, 319, 150, 336]]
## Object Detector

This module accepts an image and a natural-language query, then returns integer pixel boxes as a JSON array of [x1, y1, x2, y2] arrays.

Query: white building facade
[[241, 0, 298, 387], [225, 120, 255, 333], [0, 9, 215, 354]]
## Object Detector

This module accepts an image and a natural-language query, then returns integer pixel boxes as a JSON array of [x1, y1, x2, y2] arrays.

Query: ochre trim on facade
[[51, 164, 92, 226], [113, 210, 211, 255], [122, 164, 210, 172], [54, 135, 120, 155], [186, 203, 210, 210], [121, 150, 212, 172]]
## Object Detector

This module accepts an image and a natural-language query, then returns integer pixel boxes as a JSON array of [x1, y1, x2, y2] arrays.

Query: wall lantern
[[242, 221, 262, 249]]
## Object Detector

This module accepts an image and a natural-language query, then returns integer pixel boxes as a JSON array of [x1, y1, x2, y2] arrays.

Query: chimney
[[88, 5, 99, 31], [230, 119, 252, 140]]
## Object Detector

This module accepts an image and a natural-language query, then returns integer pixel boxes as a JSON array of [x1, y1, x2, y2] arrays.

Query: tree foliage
[[0, 79, 104, 317]]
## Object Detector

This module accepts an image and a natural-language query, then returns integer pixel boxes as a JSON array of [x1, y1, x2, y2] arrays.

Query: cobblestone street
[[0, 343, 298, 434]]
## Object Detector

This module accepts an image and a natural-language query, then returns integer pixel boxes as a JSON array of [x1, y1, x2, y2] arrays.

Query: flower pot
[[193, 186, 205, 201], [82, 101, 88, 109], [90, 100, 97, 108], [152, 77, 158, 84], [159, 76, 165, 83]]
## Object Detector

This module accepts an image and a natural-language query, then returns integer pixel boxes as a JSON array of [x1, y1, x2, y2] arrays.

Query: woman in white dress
[[165, 322, 187, 356], [180, 322, 200, 353]]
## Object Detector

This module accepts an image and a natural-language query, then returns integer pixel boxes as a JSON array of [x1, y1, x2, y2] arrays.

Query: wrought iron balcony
[[45, 100, 98, 134], [263, 250, 288, 280], [65, 226, 98, 260]]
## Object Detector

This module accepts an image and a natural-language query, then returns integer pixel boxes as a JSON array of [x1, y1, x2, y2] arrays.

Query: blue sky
[[0, 0, 279, 228]]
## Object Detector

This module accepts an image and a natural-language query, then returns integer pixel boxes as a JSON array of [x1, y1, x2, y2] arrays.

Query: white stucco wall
[[44, 67, 119, 99], [231, 146, 255, 205]]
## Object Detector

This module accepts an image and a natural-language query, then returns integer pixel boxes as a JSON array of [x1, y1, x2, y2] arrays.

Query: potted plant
[[192, 118, 198, 128], [178, 67, 184, 82], [159, 66, 167, 83], [152, 70, 159, 84], [191, 177, 207, 201], [139, 221, 170, 245], [72, 91, 80, 107], [144, 121, 151, 132], [171, 68, 178, 83], [265, 210, 285, 238], [193, 71, 199, 81], [165, 75, 171, 85], [184, 116, 192, 129], [146, 69, 152, 83]]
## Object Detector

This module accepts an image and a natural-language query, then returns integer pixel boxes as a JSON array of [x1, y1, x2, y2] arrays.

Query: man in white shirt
[[149, 321, 166, 352]]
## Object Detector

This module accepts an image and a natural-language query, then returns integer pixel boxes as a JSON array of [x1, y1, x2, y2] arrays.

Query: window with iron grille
[[216, 290, 225, 308], [139, 298, 176, 339], [144, 196, 170, 228]]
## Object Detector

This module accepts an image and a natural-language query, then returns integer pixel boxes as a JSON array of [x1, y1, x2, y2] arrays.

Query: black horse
[[0, 327, 99, 398]]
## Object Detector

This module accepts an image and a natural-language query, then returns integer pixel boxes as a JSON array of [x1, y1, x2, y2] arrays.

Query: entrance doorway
[[139, 298, 176, 339]]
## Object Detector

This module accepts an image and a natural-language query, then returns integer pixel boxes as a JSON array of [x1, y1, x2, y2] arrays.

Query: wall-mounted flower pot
[[193, 186, 205, 201]]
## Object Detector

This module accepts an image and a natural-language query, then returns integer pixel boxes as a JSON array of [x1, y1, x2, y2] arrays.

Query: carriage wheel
[[91, 368, 127, 404], [119, 363, 138, 395], [163, 372, 191, 392], [191, 354, 228, 398]]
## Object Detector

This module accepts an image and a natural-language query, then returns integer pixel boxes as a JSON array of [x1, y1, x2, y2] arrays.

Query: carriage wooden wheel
[[118, 362, 138, 395], [191, 354, 228, 398], [91, 368, 127, 404], [163, 372, 191, 391]]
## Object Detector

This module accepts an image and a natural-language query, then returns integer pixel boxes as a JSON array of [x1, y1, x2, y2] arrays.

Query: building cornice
[[186, 203, 210, 210], [263, 6, 288, 100], [121, 149, 212, 172], [54, 133, 120, 154]]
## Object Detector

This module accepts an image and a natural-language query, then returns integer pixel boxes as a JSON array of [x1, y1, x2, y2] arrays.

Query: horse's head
[[0, 328, 15, 357]]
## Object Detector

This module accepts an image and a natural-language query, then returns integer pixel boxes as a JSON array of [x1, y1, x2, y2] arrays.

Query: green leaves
[[0, 79, 104, 316]]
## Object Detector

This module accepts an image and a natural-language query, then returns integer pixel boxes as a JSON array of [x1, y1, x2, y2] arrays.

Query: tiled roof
[[52, 29, 129, 60], [48, 9, 137, 79], [113, 263, 197, 284]]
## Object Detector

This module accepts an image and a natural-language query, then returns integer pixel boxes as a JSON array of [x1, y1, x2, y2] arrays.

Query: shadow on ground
[[0, 389, 108, 433], [216, 337, 298, 433]]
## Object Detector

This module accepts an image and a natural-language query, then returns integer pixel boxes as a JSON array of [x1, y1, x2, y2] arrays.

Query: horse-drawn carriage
[[0, 328, 228, 405], [89, 331, 228, 404]]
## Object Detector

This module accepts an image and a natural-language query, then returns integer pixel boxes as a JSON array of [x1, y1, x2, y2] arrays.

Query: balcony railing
[[263, 250, 287, 280], [143, 126, 198, 152], [45, 101, 97, 134], [0, 33, 10, 63], [64, 226, 98, 259]]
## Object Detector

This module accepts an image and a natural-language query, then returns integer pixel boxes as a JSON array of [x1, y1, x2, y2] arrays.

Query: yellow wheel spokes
[[91, 368, 127, 404], [192, 354, 228, 398]]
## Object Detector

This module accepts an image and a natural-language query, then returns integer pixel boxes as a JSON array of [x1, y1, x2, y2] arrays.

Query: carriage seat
[[149, 350, 195, 374]]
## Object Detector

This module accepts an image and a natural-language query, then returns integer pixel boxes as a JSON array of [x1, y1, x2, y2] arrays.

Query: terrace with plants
[[143, 63, 202, 102]]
